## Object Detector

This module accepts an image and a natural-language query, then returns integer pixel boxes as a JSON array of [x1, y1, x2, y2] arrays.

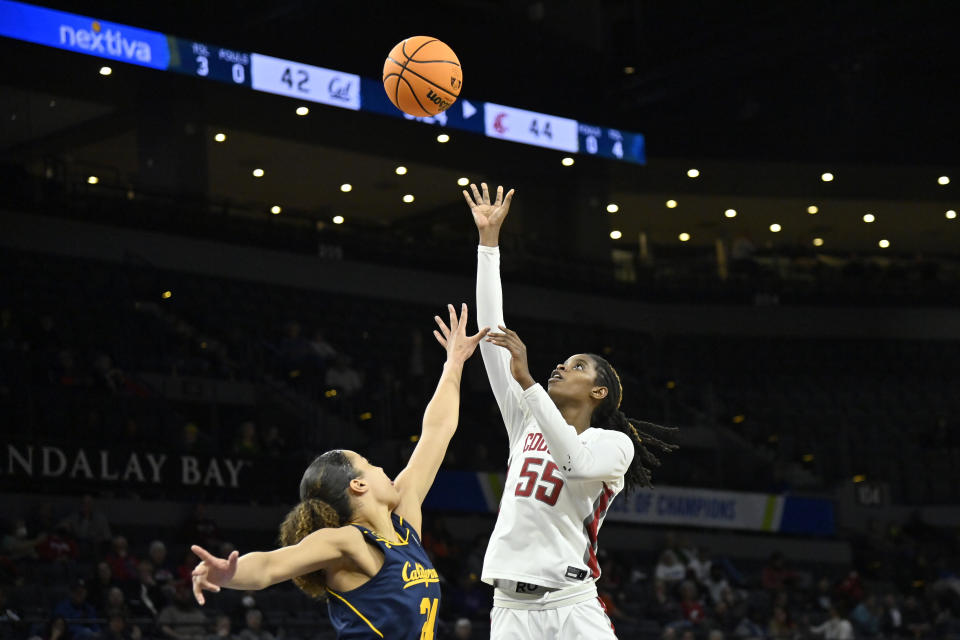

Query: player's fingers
[[468, 327, 491, 343], [191, 545, 217, 564], [458, 303, 468, 332], [494, 185, 504, 206], [447, 303, 457, 332], [199, 579, 221, 593], [462, 190, 476, 208], [434, 315, 450, 337], [433, 330, 447, 348], [191, 576, 204, 605], [470, 183, 482, 205], [504, 188, 515, 204], [481, 182, 490, 204]]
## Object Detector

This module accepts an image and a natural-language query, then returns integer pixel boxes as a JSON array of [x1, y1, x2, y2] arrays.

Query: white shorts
[[490, 582, 618, 640]]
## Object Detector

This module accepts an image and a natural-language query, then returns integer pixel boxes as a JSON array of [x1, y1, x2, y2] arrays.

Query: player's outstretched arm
[[393, 303, 488, 535], [189, 527, 358, 604], [467, 183, 526, 448]]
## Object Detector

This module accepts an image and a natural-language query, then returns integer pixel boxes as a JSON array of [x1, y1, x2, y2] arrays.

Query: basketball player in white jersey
[[463, 183, 678, 639]]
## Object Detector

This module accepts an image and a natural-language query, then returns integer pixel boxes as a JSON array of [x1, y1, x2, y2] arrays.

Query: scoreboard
[[0, 0, 646, 164]]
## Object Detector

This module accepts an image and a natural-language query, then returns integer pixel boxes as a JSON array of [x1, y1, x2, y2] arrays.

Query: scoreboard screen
[[0, 0, 646, 164]]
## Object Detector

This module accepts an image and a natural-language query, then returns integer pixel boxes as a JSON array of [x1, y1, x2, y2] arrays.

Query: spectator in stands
[[149, 540, 175, 586], [50, 349, 86, 388], [767, 605, 798, 639], [761, 552, 797, 591], [128, 560, 165, 618], [881, 593, 903, 637], [733, 607, 768, 639], [180, 504, 220, 551], [307, 328, 337, 369], [324, 355, 363, 396], [647, 579, 682, 625], [91, 352, 125, 393], [445, 572, 488, 622], [277, 321, 310, 372], [0, 586, 24, 640], [53, 579, 99, 639], [451, 617, 473, 639], [901, 595, 931, 638], [103, 587, 133, 619], [59, 495, 112, 551], [205, 615, 235, 640], [656, 549, 687, 585], [102, 615, 141, 640], [231, 422, 261, 458], [704, 564, 732, 605], [105, 536, 138, 584], [88, 562, 117, 613], [237, 610, 273, 640], [836, 570, 864, 605], [687, 547, 713, 583], [1, 517, 38, 560], [181, 423, 211, 456], [260, 425, 286, 458], [709, 599, 738, 637], [157, 583, 207, 640], [35, 524, 77, 563], [850, 593, 882, 636], [809, 606, 854, 639], [31, 617, 68, 640], [813, 577, 834, 613], [679, 580, 706, 626]]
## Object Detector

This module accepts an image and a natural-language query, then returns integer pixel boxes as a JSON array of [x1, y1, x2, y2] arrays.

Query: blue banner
[[0, 0, 170, 69], [423, 471, 835, 536]]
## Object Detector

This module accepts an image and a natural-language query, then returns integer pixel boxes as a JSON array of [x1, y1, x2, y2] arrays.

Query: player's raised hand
[[190, 545, 238, 605], [485, 325, 535, 390], [463, 183, 515, 245], [433, 303, 489, 365]]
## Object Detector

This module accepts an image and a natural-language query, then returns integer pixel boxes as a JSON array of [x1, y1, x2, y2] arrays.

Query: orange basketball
[[383, 36, 462, 117]]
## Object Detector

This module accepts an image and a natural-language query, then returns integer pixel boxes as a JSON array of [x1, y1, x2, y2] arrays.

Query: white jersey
[[476, 246, 635, 590]]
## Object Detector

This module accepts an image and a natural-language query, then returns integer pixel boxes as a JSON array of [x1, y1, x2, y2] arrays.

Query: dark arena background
[[2, 1, 959, 639]]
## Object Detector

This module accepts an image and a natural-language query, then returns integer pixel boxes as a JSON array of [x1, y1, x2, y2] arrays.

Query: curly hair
[[587, 354, 679, 495], [278, 450, 357, 598]]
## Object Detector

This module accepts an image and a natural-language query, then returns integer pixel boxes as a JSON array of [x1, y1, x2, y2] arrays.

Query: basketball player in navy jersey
[[190, 304, 488, 640]]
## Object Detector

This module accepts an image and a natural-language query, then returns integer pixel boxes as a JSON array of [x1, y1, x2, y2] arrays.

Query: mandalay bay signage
[[2, 444, 250, 488]]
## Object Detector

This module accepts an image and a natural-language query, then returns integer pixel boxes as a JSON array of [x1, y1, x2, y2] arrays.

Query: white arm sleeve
[[476, 245, 526, 452], [520, 383, 635, 482]]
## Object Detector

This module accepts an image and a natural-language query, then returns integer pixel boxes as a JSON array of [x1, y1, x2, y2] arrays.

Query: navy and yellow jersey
[[326, 513, 442, 639]]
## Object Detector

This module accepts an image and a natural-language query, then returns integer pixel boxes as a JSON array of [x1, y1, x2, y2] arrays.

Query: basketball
[[382, 36, 462, 117]]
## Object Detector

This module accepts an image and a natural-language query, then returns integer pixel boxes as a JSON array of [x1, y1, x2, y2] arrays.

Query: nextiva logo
[[59, 20, 153, 63], [0, 0, 170, 69]]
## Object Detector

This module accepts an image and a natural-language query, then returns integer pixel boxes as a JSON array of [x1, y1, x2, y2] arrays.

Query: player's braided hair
[[587, 354, 679, 495], [278, 450, 357, 598]]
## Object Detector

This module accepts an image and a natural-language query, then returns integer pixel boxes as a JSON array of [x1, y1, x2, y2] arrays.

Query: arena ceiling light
[[666, 200, 678, 208], [686, 168, 700, 178], [807, 205, 818, 214], [340, 183, 352, 192], [821, 172, 834, 182]]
